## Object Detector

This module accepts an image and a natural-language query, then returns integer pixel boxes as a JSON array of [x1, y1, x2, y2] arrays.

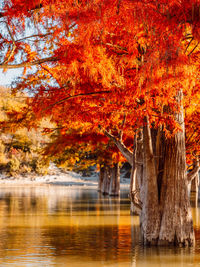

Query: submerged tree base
[[158, 239, 194, 247], [142, 234, 195, 247]]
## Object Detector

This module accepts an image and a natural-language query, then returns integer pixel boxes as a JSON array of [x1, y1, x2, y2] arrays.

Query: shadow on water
[[0, 186, 199, 266]]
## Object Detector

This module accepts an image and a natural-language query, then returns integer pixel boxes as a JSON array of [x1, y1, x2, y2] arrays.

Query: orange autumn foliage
[[1, 0, 200, 162]]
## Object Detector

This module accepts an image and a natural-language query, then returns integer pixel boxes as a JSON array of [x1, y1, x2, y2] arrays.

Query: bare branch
[[129, 189, 142, 210], [187, 159, 199, 182], [104, 130, 133, 165], [2, 22, 16, 65], [68, 22, 77, 31], [16, 32, 52, 42]]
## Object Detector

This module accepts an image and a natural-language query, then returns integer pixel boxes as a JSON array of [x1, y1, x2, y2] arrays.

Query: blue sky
[[0, 68, 23, 87]]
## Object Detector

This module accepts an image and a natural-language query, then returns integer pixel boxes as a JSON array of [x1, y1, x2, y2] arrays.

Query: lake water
[[0, 186, 199, 266]]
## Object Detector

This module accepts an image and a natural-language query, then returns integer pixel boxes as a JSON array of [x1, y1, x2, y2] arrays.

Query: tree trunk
[[158, 92, 194, 246], [158, 135, 194, 246], [102, 166, 111, 195], [130, 165, 141, 215], [98, 166, 105, 193], [140, 118, 161, 245], [130, 129, 143, 215], [109, 163, 120, 196], [104, 130, 133, 165], [139, 92, 194, 246], [190, 166, 199, 207], [188, 159, 199, 206], [190, 173, 199, 193], [99, 163, 120, 196], [105, 93, 195, 246]]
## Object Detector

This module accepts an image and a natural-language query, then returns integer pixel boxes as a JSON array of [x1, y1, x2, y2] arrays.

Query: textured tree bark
[[104, 130, 133, 165], [187, 159, 200, 184], [102, 166, 111, 195], [138, 92, 194, 246], [98, 166, 105, 193], [190, 159, 199, 197], [140, 118, 161, 245], [104, 93, 195, 246], [190, 164, 199, 207], [130, 129, 143, 215], [191, 174, 199, 193], [130, 166, 141, 215], [158, 92, 194, 246], [109, 163, 120, 196], [158, 134, 194, 246], [155, 126, 165, 199]]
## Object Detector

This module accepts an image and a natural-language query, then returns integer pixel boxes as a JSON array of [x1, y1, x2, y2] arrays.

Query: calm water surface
[[0, 186, 199, 266]]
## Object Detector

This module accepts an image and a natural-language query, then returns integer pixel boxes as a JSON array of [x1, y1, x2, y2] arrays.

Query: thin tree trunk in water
[[190, 161, 199, 207], [130, 129, 143, 215], [130, 165, 141, 215], [190, 173, 199, 207], [140, 117, 160, 245], [109, 163, 120, 196], [98, 166, 105, 192], [190, 189, 198, 207], [155, 126, 166, 200], [190, 171, 199, 193], [102, 166, 111, 195]]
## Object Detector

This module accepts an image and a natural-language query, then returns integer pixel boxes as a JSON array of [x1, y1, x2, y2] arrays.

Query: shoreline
[[0, 170, 130, 188]]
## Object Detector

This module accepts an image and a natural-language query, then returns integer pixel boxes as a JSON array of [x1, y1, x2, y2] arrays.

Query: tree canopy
[[0, 1, 200, 159], [1, 0, 200, 246]]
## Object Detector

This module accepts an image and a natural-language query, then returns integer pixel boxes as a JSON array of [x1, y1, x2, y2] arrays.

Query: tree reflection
[[0, 186, 198, 266]]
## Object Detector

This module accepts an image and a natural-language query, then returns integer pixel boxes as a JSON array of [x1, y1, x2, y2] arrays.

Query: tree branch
[[129, 189, 142, 210], [2, 23, 16, 65], [40, 65, 63, 87], [104, 130, 133, 165], [116, 0, 122, 14], [0, 56, 58, 69], [16, 32, 52, 42], [184, 37, 194, 54], [188, 41, 199, 56], [46, 91, 111, 109], [103, 42, 128, 54], [119, 113, 126, 141], [187, 159, 199, 182]]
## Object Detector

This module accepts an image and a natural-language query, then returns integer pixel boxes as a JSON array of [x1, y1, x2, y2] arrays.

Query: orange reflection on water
[[0, 186, 199, 267]]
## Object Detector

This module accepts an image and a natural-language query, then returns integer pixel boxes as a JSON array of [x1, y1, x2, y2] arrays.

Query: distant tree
[[0, 86, 53, 175]]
